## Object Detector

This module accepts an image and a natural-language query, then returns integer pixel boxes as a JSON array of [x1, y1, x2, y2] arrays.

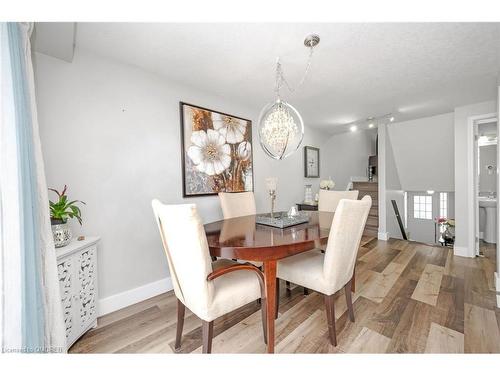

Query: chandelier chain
[[275, 45, 315, 98]]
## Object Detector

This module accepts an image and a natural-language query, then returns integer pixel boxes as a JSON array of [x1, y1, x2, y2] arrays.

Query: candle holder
[[269, 189, 276, 218], [266, 177, 278, 218]]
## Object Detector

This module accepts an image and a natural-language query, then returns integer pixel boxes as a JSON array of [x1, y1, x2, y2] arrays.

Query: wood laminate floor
[[70, 238, 500, 354]]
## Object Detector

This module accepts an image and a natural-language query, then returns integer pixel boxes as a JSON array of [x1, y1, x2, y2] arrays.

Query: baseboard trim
[[98, 277, 173, 317], [378, 231, 389, 241], [496, 272, 500, 308]]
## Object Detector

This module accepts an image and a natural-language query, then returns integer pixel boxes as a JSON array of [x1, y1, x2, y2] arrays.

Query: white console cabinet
[[56, 237, 100, 350]]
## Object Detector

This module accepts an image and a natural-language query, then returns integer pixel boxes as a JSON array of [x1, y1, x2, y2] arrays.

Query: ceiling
[[42, 23, 500, 133]]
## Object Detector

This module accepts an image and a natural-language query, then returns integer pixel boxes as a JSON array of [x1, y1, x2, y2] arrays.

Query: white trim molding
[[464, 113, 498, 258], [98, 277, 173, 317], [378, 231, 389, 241], [453, 245, 474, 258], [495, 272, 500, 308]]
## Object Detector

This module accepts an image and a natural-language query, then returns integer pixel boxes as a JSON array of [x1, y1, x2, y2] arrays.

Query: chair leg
[[345, 280, 355, 322], [303, 287, 309, 295], [285, 281, 291, 297], [175, 298, 185, 351], [261, 297, 267, 345], [351, 267, 356, 293], [324, 294, 337, 347], [275, 279, 280, 319], [201, 320, 214, 354]]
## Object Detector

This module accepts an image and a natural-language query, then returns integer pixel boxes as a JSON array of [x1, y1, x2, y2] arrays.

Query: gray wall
[[34, 49, 329, 299], [322, 129, 377, 190], [384, 113, 455, 242], [385, 130, 402, 190], [479, 144, 497, 195], [387, 112, 455, 192]]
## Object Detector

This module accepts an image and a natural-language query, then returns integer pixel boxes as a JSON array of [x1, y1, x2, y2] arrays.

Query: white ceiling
[[55, 23, 500, 132]]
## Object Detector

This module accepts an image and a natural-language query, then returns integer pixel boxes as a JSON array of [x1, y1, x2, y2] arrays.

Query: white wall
[[387, 113, 455, 192], [34, 49, 328, 302], [454, 100, 497, 257], [322, 129, 377, 190], [384, 128, 405, 239]]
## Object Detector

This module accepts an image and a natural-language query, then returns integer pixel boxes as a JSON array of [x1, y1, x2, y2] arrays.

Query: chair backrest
[[323, 195, 372, 292], [318, 189, 359, 212], [218, 191, 256, 219], [151, 199, 214, 316]]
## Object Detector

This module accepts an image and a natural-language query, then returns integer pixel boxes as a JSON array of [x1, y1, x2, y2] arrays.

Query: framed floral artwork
[[180, 102, 254, 197]]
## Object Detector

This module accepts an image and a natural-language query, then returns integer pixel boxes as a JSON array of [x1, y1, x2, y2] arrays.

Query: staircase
[[352, 181, 379, 237]]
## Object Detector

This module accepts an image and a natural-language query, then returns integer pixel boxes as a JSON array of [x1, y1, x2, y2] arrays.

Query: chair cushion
[[277, 251, 337, 296], [204, 259, 262, 321]]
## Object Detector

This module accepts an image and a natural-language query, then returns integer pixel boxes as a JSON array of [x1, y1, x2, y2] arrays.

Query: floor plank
[[424, 322, 464, 353], [69, 238, 499, 354], [464, 303, 500, 353], [347, 327, 391, 353], [411, 264, 444, 306]]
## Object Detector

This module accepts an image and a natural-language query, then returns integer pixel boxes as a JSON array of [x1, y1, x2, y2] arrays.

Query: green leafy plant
[[49, 185, 86, 225]]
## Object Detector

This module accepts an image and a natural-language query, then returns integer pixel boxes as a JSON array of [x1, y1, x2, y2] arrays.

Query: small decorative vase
[[304, 184, 313, 204], [51, 219, 72, 248]]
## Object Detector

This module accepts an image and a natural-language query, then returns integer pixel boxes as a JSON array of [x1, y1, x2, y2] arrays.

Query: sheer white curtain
[[1, 22, 65, 353]]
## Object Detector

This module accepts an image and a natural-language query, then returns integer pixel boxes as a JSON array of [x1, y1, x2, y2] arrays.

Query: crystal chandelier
[[258, 34, 320, 160]]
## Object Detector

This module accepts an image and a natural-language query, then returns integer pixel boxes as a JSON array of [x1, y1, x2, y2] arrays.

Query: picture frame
[[180, 102, 254, 197], [304, 146, 320, 178]]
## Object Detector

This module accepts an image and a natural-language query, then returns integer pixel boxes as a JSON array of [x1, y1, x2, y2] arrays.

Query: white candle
[[266, 177, 277, 192]]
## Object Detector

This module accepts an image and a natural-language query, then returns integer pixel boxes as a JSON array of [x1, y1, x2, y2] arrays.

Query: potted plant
[[49, 185, 85, 248]]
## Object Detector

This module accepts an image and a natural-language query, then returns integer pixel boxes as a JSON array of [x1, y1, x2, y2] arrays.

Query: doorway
[[469, 114, 498, 256], [476, 120, 498, 255]]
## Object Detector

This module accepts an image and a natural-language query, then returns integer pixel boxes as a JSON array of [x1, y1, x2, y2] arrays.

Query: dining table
[[204, 210, 335, 353]]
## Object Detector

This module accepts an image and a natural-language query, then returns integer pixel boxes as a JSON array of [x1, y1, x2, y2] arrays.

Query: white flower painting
[[188, 129, 231, 176], [181, 103, 253, 196]]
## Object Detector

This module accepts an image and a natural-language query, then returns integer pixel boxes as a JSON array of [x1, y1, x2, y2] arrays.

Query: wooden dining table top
[[204, 210, 335, 353], [204, 211, 334, 261]]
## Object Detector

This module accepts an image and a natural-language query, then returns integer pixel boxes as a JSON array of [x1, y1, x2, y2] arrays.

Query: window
[[413, 195, 432, 219], [439, 192, 448, 219]]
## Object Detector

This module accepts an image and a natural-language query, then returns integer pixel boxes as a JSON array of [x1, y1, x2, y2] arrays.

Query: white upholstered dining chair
[[275, 196, 372, 346], [316, 189, 360, 252], [218, 192, 262, 267], [152, 199, 267, 353], [318, 189, 359, 212], [218, 191, 256, 219]]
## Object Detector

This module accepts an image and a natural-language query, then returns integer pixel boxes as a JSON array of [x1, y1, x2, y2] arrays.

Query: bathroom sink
[[478, 197, 497, 208], [478, 197, 497, 243]]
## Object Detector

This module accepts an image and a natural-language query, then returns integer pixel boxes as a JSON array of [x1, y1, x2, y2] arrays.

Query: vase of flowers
[[319, 177, 335, 190], [49, 185, 85, 248]]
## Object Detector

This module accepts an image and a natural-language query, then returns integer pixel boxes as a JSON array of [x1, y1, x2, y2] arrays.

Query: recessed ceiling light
[[350, 125, 358, 132], [389, 116, 395, 122], [368, 123, 375, 128]]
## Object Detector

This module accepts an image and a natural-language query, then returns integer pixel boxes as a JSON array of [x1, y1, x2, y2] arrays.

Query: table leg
[[263, 260, 277, 353]]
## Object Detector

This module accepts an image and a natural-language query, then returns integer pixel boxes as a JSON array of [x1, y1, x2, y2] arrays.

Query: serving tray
[[255, 212, 310, 229]]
